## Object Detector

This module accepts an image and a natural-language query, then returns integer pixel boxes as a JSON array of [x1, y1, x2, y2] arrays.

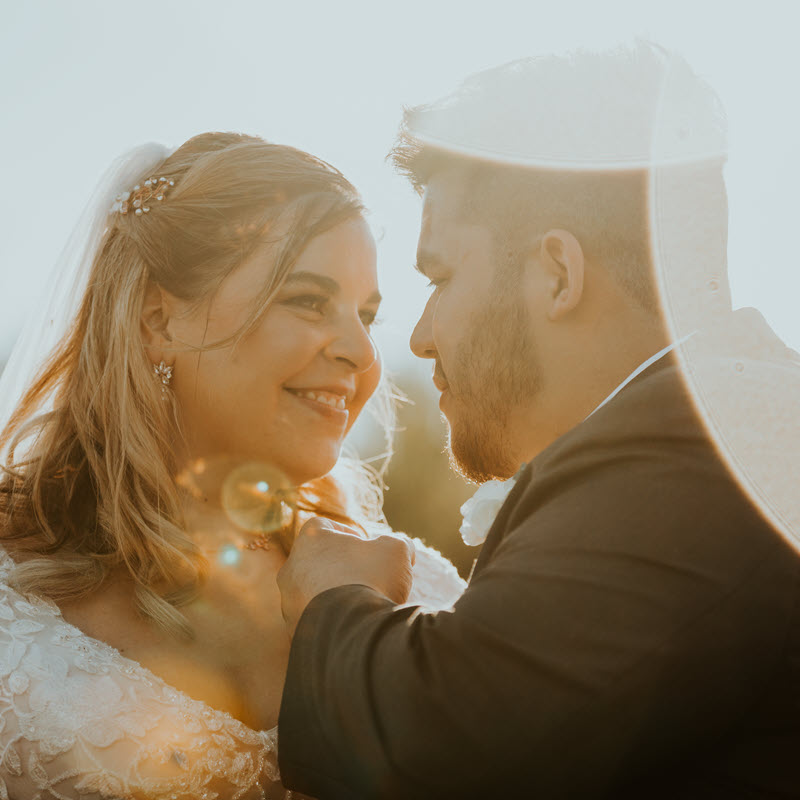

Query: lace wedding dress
[[0, 540, 465, 799]]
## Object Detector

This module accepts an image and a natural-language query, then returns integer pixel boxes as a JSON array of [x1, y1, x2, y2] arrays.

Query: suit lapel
[[472, 462, 534, 578]]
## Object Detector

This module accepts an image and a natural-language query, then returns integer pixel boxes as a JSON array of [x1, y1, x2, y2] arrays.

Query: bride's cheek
[[361, 353, 383, 400]]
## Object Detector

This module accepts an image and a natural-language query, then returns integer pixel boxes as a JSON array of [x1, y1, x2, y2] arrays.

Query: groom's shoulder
[[507, 356, 776, 549], [497, 354, 795, 577]]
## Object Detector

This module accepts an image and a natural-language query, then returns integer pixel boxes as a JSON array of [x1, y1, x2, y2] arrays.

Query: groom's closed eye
[[426, 277, 449, 289], [359, 309, 381, 328], [414, 253, 451, 289]]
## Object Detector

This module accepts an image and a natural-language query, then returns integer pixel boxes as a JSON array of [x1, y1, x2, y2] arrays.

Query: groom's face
[[410, 173, 543, 482]]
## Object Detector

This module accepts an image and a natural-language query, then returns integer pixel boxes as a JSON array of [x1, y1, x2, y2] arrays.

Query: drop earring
[[153, 360, 173, 399]]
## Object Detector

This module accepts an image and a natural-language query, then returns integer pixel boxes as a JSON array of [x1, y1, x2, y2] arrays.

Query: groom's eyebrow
[[284, 271, 382, 304]]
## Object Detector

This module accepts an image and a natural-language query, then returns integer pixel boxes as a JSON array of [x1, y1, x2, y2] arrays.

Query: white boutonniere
[[459, 475, 519, 546]]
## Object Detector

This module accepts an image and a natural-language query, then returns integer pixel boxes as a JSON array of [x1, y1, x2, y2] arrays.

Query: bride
[[0, 133, 464, 799]]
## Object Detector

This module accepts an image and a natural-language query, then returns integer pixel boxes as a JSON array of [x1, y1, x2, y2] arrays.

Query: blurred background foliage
[[361, 362, 476, 579]]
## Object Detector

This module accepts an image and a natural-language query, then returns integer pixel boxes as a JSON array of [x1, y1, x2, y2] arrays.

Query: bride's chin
[[280, 448, 342, 487]]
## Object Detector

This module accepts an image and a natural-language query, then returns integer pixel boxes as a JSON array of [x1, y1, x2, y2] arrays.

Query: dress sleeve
[[0, 551, 284, 800], [405, 538, 467, 610]]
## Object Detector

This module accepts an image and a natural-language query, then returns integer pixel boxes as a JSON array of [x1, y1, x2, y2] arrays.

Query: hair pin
[[110, 176, 176, 216]]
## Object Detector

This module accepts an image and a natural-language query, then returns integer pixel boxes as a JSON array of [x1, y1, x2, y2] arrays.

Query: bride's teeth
[[291, 389, 346, 409]]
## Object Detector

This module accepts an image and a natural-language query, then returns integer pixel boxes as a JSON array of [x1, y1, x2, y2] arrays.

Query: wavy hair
[[0, 132, 393, 634]]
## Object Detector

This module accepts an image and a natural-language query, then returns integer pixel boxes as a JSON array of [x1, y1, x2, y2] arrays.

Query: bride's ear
[[141, 281, 174, 363]]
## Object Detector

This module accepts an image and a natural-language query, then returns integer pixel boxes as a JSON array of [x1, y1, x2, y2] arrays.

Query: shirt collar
[[586, 332, 695, 420]]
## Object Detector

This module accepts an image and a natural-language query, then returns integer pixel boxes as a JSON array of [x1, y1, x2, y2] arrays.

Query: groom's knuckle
[[301, 517, 337, 541], [376, 534, 400, 550], [382, 535, 413, 562], [299, 518, 319, 537]]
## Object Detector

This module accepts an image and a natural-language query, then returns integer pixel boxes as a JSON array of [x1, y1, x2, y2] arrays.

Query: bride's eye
[[285, 294, 328, 315]]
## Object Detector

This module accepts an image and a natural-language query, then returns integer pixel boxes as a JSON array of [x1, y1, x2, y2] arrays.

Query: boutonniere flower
[[459, 475, 518, 546]]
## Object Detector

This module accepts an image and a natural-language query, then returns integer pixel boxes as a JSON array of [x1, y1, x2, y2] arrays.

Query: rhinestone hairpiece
[[110, 176, 175, 216]]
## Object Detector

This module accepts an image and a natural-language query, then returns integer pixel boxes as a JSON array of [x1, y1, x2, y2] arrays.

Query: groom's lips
[[432, 369, 449, 393]]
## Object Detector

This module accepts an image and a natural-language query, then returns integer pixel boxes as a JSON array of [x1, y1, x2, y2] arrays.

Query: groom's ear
[[535, 229, 585, 322]]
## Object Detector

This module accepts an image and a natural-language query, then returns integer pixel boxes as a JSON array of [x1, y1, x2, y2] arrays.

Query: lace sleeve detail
[[406, 538, 467, 610], [0, 549, 288, 800]]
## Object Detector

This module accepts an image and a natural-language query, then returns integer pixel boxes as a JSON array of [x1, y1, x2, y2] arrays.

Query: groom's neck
[[517, 313, 670, 464]]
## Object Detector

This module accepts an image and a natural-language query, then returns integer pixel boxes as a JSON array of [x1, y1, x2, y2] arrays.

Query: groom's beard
[[445, 280, 542, 483]]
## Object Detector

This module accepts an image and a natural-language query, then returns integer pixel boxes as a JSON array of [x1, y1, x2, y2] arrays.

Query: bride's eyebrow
[[284, 271, 382, 305], [284, 271, 339, 293]]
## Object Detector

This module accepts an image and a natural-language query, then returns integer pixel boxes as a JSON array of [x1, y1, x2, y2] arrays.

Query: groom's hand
[[277, 518, 416, 636]]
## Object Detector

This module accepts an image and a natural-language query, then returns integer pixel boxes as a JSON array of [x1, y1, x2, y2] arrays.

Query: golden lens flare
[[221, 462, 297, 535], [177, 457, 300, 555]]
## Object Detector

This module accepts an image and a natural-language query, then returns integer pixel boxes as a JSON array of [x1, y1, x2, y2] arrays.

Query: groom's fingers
[[299, 516, 366, 539], [277, 519, 416, 635], [298, 517, 417, 567]]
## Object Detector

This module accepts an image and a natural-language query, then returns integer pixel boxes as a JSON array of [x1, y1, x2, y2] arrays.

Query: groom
[[276, 43, 800, 797]]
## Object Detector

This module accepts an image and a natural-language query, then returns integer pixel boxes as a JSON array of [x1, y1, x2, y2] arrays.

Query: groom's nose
[[410, 294, 437, 359]]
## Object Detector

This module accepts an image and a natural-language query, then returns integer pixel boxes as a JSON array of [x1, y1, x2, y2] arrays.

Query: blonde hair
[[0, 132, 392, 633]]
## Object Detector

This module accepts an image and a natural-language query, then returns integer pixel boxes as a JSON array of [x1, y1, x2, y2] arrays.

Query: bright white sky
[[1, 0, 798, 373]]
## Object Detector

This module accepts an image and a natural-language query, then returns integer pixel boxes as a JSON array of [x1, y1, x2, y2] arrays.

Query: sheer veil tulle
[[0, 143, 172, 462]]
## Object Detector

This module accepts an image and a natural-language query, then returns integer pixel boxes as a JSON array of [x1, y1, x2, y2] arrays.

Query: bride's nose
[[324, 314, 377, 372]]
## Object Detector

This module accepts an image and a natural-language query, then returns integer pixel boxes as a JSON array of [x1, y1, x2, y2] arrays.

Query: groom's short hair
[[391, 41, 729, 315]]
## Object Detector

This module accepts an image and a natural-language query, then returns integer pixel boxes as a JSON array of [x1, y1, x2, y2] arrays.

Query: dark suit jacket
[[278, 318, 800, 799]]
